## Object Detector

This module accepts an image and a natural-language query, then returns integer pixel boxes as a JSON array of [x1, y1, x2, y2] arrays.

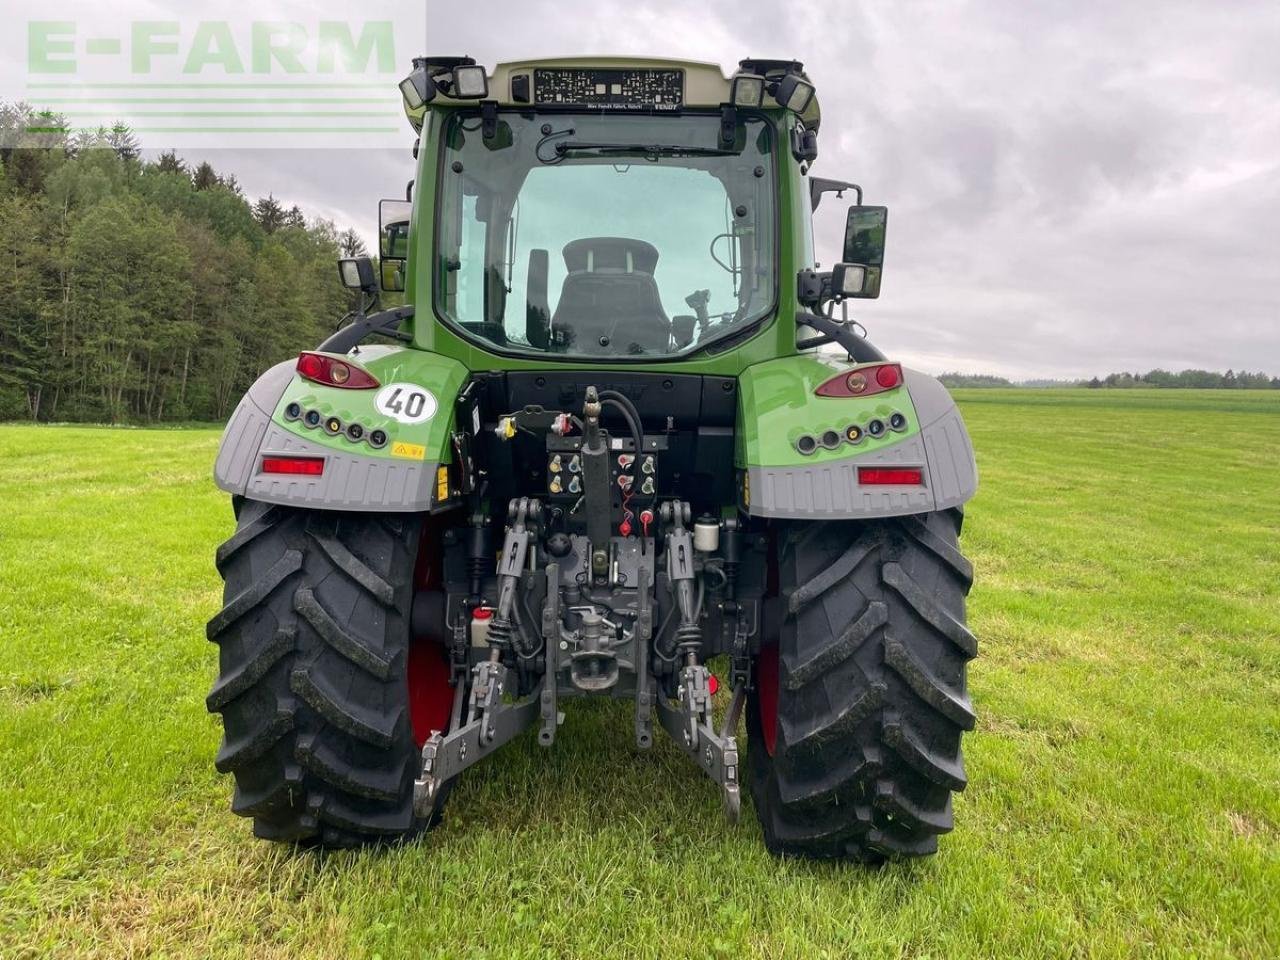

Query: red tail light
[[262, 456, 325, 476], [858, 466, 923, 485], [816, 363, 904, 398], [296, 352, 379, 389]]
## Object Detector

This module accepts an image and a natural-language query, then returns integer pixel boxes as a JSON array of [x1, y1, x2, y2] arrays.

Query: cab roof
[[404, 55, 821, 132], [491, 56, 733, 106]]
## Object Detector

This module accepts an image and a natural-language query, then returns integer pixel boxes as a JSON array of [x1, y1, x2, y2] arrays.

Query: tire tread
[[207, 506, 432, 847], [748, 511, 975, 861]]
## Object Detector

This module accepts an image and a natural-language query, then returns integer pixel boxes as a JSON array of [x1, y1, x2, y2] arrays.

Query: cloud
[[7, 0, 1278, 377]]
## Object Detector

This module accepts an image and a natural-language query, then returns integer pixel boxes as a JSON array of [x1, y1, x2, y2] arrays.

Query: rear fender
[[736, 355, 977, 518], [213, 345, 469, 512]]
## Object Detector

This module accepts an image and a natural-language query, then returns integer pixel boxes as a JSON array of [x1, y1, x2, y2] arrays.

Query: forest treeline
[[2, 101, 1274, 423], [0, 103, 371, 423], [939, 370, 1280, 389], [1084, 370, 1279, 389]]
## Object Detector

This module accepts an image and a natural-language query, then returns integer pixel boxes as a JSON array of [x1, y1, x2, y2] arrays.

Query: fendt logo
[[3, 4, 423, 148]]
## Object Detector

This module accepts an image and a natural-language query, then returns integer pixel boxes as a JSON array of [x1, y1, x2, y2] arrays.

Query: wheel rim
[[408, 517, 455, 750], [757, 640, 780, 756], [407, 641, 452, 749], [756, 523, 781, 757]]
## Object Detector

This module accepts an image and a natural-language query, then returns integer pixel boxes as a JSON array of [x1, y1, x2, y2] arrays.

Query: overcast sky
[[12, 0, 1280, 379]]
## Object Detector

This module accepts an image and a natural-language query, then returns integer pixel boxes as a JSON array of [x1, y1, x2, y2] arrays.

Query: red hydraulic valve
[[640, 509, 655, 537]]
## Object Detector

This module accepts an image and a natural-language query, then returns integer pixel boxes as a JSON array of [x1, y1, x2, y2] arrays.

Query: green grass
[[1, 389, 1278, 958]]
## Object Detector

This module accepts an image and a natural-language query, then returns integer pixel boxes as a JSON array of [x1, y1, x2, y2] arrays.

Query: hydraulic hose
[[599, 394, 643, 464], [598, 389, 642, 429]]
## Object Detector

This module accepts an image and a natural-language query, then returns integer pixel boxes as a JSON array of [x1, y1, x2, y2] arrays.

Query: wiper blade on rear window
[[547, 140, 738, 163]]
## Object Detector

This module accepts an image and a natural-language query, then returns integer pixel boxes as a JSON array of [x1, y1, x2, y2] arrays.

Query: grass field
[[1, 389, 1278, 959]]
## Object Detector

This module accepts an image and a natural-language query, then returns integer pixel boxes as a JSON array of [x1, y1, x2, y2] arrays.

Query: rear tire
[[747, 510, 976, 860], [206, 498, 451, 847]]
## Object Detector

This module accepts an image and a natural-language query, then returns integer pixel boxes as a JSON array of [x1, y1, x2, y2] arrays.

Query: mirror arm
[[795, 311, 885, 363], [796, 332, 835, 350], [318, 305, 415, 354], [809, 178, 863, 212]]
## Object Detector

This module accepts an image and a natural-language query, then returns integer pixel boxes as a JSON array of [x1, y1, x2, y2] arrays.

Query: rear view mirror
[[379, 198, 412, 293], [379, 199, 412, 259], [839, 205, 887, 299], [380, 260, 405, 293]]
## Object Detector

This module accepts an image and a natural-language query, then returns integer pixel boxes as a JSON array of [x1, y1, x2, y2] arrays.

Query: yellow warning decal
[[391, 441, 427, 460], [436, 466, 451, 503]]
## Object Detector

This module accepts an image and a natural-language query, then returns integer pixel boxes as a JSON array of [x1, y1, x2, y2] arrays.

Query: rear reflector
[[261, 456, 325, 476], [875, 364, 901, 389], [858, 466, 923, 485]]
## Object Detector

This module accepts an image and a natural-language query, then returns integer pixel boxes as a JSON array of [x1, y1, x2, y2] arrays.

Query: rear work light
[[858, 466, 923, 486], [815, 363, 903, 398], [296, 352, 380, 389], [261, 456, 325, 476]]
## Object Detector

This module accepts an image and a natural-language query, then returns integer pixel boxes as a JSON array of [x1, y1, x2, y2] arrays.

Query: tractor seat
[[551, 237, 671, 354]]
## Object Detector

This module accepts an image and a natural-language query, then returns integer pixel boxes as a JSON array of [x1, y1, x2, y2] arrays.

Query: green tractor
[[207, 55, 978, 861]]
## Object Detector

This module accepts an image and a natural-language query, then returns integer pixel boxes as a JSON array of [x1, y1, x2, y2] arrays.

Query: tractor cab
[[370, 56, 885, 363]]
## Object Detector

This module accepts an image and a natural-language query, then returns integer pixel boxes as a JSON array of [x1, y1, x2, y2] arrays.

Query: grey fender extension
[[213, 361, 436, 512], [745, 368, 977, 519]]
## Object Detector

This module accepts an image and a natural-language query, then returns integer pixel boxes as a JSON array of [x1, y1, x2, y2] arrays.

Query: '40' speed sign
[[374, 383, 437, 424]]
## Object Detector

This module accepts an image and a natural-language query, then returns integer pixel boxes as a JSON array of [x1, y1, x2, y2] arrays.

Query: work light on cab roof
[[207, 50, 980, 865]]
